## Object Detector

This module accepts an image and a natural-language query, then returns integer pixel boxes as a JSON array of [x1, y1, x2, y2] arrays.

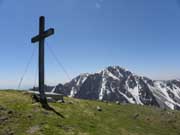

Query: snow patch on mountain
[[118, 91, 135, 104], [70, 87, 77, 97]]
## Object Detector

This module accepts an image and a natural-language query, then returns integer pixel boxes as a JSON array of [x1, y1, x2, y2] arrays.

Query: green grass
[[0, 90, 180, 135]]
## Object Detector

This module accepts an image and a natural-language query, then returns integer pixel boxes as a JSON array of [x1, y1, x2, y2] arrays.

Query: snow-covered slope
[[53, 66, 180, 110]]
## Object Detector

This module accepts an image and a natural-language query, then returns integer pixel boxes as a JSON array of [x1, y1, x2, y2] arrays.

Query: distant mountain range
[[32, 66, 180, 110]]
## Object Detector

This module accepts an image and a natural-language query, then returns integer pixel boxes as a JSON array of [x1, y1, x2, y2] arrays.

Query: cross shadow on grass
[[44, 104, 65, 119], [32, 94, 65, 118]]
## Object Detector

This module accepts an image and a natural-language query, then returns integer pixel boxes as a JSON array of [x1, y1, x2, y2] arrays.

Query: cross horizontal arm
[[31, 28, 55, 43]]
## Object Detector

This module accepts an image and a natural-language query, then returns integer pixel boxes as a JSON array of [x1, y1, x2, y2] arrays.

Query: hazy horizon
[[1, 65, 180, 90]]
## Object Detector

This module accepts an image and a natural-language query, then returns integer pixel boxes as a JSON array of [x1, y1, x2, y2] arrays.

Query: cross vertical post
[[39, 16, 46, 106], [31, 16, 55, 109]]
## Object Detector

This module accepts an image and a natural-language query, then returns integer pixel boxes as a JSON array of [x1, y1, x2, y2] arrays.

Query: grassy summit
[[0, 90, 180, 135]]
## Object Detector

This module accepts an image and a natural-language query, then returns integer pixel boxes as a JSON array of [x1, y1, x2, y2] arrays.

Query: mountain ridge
[[36, 66, 180, 110]]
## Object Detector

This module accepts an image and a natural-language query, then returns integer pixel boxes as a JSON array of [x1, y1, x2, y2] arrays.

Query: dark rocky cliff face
[[35, 66, 180, 110]]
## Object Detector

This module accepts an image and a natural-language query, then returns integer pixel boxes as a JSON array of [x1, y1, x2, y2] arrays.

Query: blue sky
[[0, 0, 180, 89]]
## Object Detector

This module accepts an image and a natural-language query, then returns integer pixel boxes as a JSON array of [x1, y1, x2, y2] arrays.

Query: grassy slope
[[0, 90, 180, 135]]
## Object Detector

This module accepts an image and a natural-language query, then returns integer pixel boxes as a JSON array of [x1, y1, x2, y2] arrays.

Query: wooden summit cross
[[31, 16, 54, 108]]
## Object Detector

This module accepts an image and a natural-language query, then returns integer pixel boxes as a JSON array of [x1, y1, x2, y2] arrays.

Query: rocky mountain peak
[[41, 66, 180, 110]]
